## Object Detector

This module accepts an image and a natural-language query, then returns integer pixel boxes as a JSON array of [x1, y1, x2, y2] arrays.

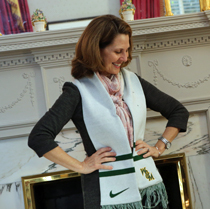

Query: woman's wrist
[[155, 139, 166, 153], [155, 146, 161, 157]]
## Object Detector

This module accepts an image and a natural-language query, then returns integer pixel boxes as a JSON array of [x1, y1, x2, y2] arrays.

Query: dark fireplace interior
[[33, 176, 83, 209], [32, 162, 185, 209], [157, 162, 183, 209]]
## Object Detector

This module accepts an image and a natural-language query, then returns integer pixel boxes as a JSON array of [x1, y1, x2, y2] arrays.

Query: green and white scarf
[[74, 69, 165, 208]]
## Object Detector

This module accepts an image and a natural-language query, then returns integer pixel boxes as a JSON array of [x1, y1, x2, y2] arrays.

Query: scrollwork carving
[[0, 72, 35, 113], [182, 55, 192, 67], [148, 60, 210, 88], [53, 77, 65, 94]]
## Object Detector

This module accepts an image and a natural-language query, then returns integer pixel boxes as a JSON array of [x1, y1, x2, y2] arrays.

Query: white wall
[[27, 0, 121, 22]]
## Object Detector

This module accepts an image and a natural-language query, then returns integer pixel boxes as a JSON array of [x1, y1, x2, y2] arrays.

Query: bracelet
[[155, 146, 161, 157]]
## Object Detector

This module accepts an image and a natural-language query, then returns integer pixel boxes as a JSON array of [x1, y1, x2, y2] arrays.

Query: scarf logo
[[140, 167, 155, 181], [109, 188, 129, 198]]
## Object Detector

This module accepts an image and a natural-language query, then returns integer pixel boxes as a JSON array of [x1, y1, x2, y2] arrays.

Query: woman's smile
[[112, 62, 122, 68]]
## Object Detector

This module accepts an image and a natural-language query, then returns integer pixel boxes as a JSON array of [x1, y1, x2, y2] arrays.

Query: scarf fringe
[[101, 182, 168, 209], [101, 201, 143, 209], [140, 182, 168, 209]]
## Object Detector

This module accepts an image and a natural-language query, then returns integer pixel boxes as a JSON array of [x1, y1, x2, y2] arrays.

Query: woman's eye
[[115, 51, 121, 54]]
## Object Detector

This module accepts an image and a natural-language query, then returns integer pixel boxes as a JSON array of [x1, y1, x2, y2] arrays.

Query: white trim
[[1, 12, 210, 53]]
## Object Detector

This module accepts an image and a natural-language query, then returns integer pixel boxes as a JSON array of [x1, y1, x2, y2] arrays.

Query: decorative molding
[[0, 57, 36, 69], [0, 52, 75, 69], [133, 34, 210, 51], [53, 77, 65, 94], [147, 97, 210, 117], [132, 22, 209, 36], [2, 34, 208, 67], [148, 60, 210, 88], [0, 26, 82, 52], [0, 121, 37, 140], [1, 12, 210, 53], [182, 55, 192, 67], [0, 37, 79, 53], [0, 72, 35, 114], [130, 12, 210, 36], [34, 52, 75, 64], [204, 10, 210, 21]]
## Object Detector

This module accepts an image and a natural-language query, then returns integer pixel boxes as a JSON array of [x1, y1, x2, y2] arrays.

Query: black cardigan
[[28, 75, 189, 209]]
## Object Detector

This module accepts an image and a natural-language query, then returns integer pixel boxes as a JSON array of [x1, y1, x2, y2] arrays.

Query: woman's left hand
[[135, 140, 160, 158]]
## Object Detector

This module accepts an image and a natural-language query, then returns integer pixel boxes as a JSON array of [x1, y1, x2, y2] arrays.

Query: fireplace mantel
[[1, 11, 210, 53]]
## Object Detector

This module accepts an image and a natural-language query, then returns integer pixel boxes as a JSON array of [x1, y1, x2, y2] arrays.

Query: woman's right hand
[[80, 147, 116, 174]]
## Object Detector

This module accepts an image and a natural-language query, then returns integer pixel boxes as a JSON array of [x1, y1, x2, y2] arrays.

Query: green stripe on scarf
[[133, 154, 144, 161], [115, 153, 132, 161], [115, 153, 146, 162], [99, 167, 135, 177]]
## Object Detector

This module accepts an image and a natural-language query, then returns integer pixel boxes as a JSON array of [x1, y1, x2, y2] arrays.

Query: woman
[[28, 15, 189, 209]]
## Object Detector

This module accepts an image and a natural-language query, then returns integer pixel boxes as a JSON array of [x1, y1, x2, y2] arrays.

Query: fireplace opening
[[158, 162, 183, 209], [155, 153, 191, 209], [22, 153, 191, 209], [33, 176, 83, 209]]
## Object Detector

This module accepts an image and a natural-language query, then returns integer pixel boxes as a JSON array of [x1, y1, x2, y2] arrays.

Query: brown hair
[[71, 15, 133, 79]]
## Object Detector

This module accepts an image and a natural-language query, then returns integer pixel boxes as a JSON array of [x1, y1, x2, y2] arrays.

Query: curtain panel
[[0, 0, 32, 35], [120, 0, 161, 20]]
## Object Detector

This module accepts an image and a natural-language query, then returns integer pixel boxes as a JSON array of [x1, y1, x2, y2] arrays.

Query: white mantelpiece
[[1, 11, 210, 53], [0, 12, 210, 209]]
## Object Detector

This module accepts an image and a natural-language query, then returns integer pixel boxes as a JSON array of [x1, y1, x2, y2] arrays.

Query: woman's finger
[[135, 139, 143, 145], [137, 147, 149, 155], [98, 164, 113, 170], [143, 147, 159, 158], [101, 157, 116, 163], [135, 140, 148, 151], [96, 147, 113, 155], [143, 152, 150, 158], [100, 151, 116, 158]]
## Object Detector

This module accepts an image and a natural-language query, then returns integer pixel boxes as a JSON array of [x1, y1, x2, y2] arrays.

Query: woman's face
[[100, 34, 130, 78]]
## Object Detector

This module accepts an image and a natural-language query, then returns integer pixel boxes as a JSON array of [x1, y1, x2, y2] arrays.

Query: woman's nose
[[120, 52, 128, 62]]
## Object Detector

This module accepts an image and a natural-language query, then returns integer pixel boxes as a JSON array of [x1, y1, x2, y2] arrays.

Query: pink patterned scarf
[[96, 72, 134, 147]]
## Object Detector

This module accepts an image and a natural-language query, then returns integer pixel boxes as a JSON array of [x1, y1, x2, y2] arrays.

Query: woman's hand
[[80, 147, 116, 174], [135, 140, 161, 158], [43, 146, 116, 175]]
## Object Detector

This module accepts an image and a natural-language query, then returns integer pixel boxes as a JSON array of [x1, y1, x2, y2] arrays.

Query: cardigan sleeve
[[137, 75, 189, 132], [28, 82, 81, 157]]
